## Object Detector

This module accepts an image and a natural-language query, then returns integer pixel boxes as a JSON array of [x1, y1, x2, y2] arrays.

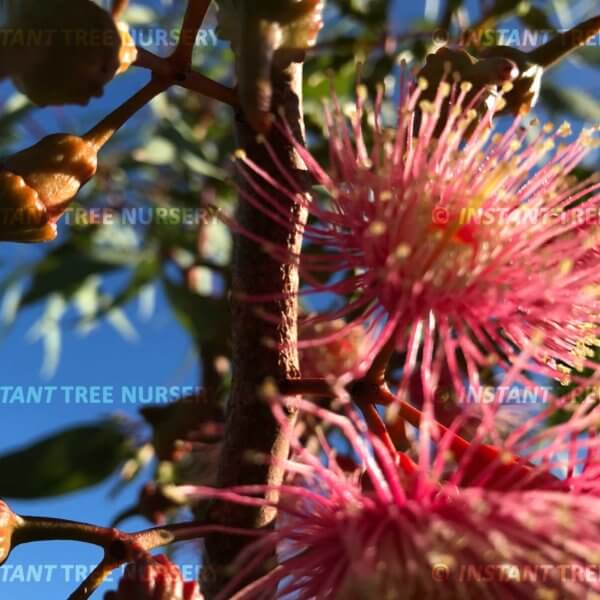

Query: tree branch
[[171, 0, 213, 71], [134, 47, 238, 106], [201, 62, 307, 597]]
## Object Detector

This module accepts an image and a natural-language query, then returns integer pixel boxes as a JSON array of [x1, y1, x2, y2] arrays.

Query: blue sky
[[0, 0, 598, 598]]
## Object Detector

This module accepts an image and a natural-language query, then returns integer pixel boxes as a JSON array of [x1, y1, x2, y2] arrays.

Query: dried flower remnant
[[479, 15, 600, 116], [104, 554, 203, 600], [299, 318, 367, 379], [414, 46, 519, 136], [8, 0, 126, 106]]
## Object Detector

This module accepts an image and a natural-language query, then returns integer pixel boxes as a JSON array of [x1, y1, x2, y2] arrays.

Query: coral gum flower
[[232, 74, 600, 400], [185, 396, 600, 600]]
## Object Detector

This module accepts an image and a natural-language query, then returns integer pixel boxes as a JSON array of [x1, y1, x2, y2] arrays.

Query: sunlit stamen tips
[[559, 259, 573, 276], [233, 149, 247, 161], [494, 97, 507, 112], [557, 122, 572, 138], [463, 109, 478, 123], [460, 81, 473, 93], [419, 100, 436, 115], [584, 284, 600, 299], [509, 140, 521, 152], [418, 77, 429, 91], [259, 378, 279, 400], [501, 81, 514, 93], [357, 84, 369, 101], [394, 244, 412, 260], [543, 122, 555, 133], [541, 139, 556, 153], [439, 82, 451, 98], [368, 221, 387, 236]]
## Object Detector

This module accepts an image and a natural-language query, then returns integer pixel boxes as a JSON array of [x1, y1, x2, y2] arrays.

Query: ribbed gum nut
[[0, 171, 57, 242], [4, 134, 98, 218], [9, 0, 121, 106], [0, 500, 22, 566], [108, 554, 203, 600]]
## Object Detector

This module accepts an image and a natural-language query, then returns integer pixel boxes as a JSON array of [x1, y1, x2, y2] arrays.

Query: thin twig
[[68, 521, 247, 600], [170, 0, 213, 70], [178, 71, 238, 106], [84, 78, 169, 151], [201, 63, 307, 598], [134, 47, 238, 106], [111, 0, 129, 19], [134, 47, 176, 79]]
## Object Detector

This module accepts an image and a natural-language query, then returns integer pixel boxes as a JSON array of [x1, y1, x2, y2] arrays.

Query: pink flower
[[299, 317, 367, 379], [233, 76, 600, 401], [104, 554, 203, 600], [186, 395, 600, 599]]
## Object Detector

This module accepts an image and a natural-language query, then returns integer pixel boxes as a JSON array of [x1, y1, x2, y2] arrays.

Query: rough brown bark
[[201, 61, 306, 597]]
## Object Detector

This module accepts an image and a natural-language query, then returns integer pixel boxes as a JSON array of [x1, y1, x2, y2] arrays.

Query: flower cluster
[[188, 393, 600, 599], [234, 73, 600, 403]]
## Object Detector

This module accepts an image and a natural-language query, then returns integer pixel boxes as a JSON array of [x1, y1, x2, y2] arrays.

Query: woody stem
[[83, 78, 168, 151]]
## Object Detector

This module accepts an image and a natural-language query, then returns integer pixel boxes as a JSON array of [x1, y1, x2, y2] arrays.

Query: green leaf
[[518, 6, 554, 31], [21, 239, 145, 307], [133, 137, 177, 165], [0, 420, 132, 498], [123, 4, 157, 25], [541, 84, 600, 123], [162, 276, 230, 347], [0, 100, 31, 146], [77, 256, 160, 325], [577, 47, 600, 67]]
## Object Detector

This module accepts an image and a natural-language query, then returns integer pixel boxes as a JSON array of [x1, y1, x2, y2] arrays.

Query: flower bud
[[105, 554, 203, 600], [0, 134, 97, 242], [0, 500, 23, 566], [8, 0, 123, 106], [415, 46, 519, 136], [0, 171, 56, 242]]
